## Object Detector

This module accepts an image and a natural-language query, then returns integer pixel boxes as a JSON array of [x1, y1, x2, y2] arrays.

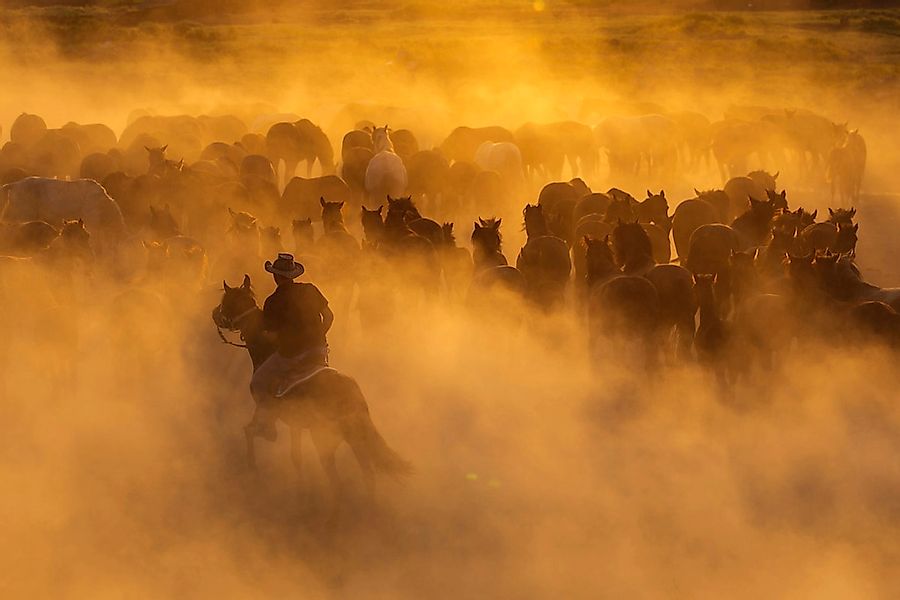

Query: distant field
[[2, 5, 899, 118]]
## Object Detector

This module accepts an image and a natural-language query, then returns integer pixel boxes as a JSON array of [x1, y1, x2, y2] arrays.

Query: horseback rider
[[248, 252, 334, 441]]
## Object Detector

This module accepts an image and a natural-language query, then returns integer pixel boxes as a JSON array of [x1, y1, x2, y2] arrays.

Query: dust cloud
[[1, 2, 900, 598]]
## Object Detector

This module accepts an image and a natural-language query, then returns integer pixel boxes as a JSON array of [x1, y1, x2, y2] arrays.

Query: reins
[[216, 326, 248, 348], [214, 305, 258, 349]]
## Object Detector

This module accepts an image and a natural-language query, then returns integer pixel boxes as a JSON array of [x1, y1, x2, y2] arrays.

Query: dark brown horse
[[611, 220, 655, 276], [439, 223, 473, 301], [212, 276, 411, 498], [471, 217, 508, 273]]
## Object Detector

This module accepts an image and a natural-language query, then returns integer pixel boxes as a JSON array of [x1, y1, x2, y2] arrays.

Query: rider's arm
[[321, 304, 334, 334]]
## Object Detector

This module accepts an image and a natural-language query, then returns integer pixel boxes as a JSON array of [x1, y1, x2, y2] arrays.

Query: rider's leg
[[249, 353, 284, 442]]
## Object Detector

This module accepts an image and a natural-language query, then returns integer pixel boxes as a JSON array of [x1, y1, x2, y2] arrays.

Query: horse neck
[[323, 216, 347, 234], [236, 309, 273, 367], [294, 234, 314, 254], [473, 244, 502, 268], [385, 217, 411, 240], [473, 237, 500, 259], [586, 260, 617, 288], [374, 136, 394, 154], [622, 249, 653, 273], [525, 219, 548, 240], [363, 224, 385, 245]]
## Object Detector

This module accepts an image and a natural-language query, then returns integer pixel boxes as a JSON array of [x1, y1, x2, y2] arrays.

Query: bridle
[[214, 303, 258, 349]]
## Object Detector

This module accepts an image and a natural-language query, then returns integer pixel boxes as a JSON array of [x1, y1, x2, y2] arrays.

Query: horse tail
[[356, 410, 414, 479], [339, 374, 413, 480]]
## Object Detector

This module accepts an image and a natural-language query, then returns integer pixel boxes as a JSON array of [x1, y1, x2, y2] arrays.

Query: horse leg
[[290, 427, 304, 483], [353, 443, 376, 499], [311, 425, 343, 508]]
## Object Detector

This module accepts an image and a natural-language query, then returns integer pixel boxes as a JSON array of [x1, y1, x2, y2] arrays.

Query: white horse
[[365, 125, 408, 201], [475, 141, 524, 191]]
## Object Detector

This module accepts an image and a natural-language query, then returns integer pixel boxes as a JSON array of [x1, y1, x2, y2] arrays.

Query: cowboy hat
[[264, 252, 305, 278]]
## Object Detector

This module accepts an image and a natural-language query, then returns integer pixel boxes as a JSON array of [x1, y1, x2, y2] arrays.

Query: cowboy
[[248, 252, 334, 441]]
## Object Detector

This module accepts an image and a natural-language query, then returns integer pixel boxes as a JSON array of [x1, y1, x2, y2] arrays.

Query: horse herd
[[0, 107, 887, 383]]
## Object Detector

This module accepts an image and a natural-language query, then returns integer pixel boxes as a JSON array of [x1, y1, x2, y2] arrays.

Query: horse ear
[[659, 190, 665, 198], [603, 234, 610, 244], [161, 144, 168, 152], [494, 219, 502, 229], [144, 146, 151, 153], [694, 188, 701, 196], [242, 274, 251, 289], [829, 208, 835, 217], [853, 223, 859, 232], [473, 221, 481, 230], [228, 207, 237, 217], [849, 207, 856, 217], [338, 201, 345, 209], [752, 247, 759, 260], [377, 205, 383, 215], [223, 280, 231, 291], [780, 190, 786, 199], [646, 189, 652, 198], [320, 197, 326, 207], [810, 209, 817, 220], [773, 171, 780, 180]]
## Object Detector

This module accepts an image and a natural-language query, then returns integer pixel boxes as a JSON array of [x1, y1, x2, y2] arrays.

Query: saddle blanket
[[275, 366, 337, 398]]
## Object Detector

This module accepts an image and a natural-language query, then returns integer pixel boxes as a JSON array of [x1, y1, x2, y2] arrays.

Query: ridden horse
[[212, 276, 411, 499]]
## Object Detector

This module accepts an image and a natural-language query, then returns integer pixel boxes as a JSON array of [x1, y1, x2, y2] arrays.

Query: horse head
[[472, 217, 502, 249], [320, 196, 346, 230], [213, 274, 257, 331], [523, 204, 547, 238], [765, 189, 789, 212], [149, 203, 180, 239], [372, 125, 394, 153], [292, 218, 314, 247], [611, 219, 652, 268]]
